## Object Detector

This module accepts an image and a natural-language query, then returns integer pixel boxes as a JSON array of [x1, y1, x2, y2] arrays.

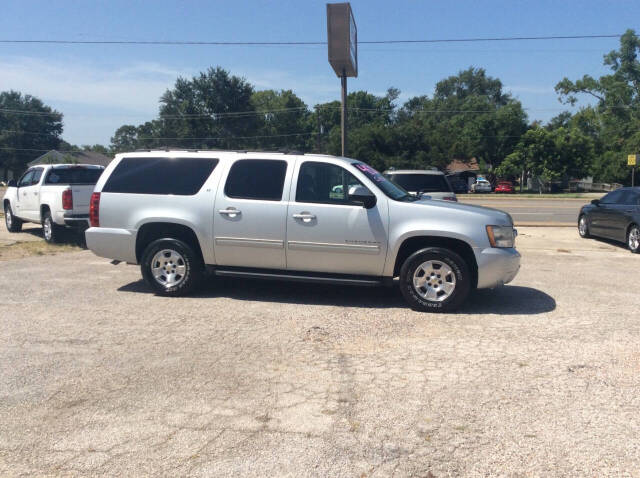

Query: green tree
[[250, 89, 312, 151], [0, 91, 63, 177], [555, 29, 640, 183], [158, 67, 256, 150], [496, 127, 594, 191]]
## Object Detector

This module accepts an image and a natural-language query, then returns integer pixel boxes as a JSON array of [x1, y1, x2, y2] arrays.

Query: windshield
[[45, 167, 104, 185], [385, 173, 452, 193], [352, 162, 416, 201]]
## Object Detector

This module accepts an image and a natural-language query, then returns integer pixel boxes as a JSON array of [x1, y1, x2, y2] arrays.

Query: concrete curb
[[515, 222, 575, 227]]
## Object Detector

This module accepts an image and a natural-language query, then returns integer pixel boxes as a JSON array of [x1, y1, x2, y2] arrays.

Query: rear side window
[[224, 159, 287, 201], [31, 168, 44, 185], [45, 167, 103, 185], [103, 157, 218, 195]]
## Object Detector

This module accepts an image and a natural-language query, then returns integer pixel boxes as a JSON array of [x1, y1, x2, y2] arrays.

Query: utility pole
[[341, 71, 347, 156]]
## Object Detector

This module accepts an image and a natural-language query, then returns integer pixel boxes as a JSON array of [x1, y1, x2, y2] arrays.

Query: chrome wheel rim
[[151, 249, 187, 288], [412, 260, 456, 302], [5, 209, 12, 228], [579, 217, 587, 236], [43, 217, 52, 240], [629, 227, 640, 251]]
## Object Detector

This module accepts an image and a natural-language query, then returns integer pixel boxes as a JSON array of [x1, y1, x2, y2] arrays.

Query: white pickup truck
[[3, 164, 104, 243]]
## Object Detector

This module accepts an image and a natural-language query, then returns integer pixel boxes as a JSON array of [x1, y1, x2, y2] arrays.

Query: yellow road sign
[[629, 154, 637, 166]]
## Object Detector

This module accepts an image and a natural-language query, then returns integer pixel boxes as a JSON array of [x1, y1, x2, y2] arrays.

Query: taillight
[[443, 196, 457, 202], [62, 189, 73, 210], [89, 192, 101, 227]]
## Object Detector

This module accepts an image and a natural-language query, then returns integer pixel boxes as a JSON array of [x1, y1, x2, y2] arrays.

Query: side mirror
[[7, 179, 17, 188], [591, 199, 600, 206], [348, 185, 377, 209]]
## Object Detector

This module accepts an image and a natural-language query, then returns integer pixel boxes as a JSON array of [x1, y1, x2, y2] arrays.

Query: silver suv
[[383, 169, 457, 201], [86, 151, 520, 312]]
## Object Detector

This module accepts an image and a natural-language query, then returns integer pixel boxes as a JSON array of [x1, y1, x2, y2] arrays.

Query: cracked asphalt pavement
[[1, 227, 639, 476]]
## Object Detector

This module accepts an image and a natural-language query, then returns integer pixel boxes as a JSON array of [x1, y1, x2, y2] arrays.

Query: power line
[[0, 33, 623, 46]]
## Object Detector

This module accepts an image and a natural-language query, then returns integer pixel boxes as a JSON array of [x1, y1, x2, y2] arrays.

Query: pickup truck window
[[46, 167, 103, 185], [224, 159, 287, 201], [296, 161, 364, 204], [353, 162, 415, 201], [31, 168, 44, 185], [18, 170, 34, 187], [103, 158, 217, 195]]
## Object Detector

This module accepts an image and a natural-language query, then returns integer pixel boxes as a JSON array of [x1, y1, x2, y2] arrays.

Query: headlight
[[486, 225, 516, 248]]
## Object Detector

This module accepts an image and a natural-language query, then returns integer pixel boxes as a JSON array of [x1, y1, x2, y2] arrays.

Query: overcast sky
[[0, 0, 634, 146]]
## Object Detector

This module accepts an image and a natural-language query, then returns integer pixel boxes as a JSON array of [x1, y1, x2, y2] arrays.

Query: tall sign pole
[[629, 154, 637, 187], [341, 71, 347, 156], [327, 3, 357, 157]]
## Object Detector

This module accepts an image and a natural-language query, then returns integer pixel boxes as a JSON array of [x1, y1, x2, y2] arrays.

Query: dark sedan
[[578, 187, 640, 253]]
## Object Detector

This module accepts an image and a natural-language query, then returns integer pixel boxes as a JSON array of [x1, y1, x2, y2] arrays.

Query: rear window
[[103, 157, 218, 195], [45, 167, 104, 185], [386, 173, 452, 193]]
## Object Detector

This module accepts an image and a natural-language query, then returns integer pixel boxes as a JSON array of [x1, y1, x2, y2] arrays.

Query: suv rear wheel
[[141, 238, 204, 296], [4, 203, 22, 232], [399, 247, 471, 312]]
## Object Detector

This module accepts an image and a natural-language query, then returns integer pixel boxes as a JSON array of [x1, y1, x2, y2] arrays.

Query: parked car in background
[[578, 187, 640, 253], [383, 169, 457, 201], [86, 151, 520, 312], [3, 164, 104, 243], [447, 175, 469, 194], [495, 180, 515, 194], [471, 179, 492, 193]]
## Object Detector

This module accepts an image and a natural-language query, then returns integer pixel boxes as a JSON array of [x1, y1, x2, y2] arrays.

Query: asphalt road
[[458, 196, 589, 225], [1, 228, 639, 476]]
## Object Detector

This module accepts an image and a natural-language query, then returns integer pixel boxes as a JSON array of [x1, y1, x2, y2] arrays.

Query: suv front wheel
[[141, 238, 204, 296], [399, 247, 471, 312]]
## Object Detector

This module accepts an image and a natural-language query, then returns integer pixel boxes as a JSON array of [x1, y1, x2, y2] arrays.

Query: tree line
[[2, 29, 639, 186]]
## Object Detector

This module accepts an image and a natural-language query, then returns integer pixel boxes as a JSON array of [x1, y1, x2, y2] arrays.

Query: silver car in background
[[383, 169, 457, 201]]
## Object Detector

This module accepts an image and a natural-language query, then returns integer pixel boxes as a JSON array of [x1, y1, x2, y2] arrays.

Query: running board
[[212, 268, 383, 287]]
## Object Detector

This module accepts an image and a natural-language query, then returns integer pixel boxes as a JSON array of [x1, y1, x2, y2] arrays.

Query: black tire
[[140, 238, 204, 296], [42, 210, 62, 243], [399, 247, 471, 313], [628, 224, 640, 254], [578, 214, 591, 239], [4, 203, 23, 232]]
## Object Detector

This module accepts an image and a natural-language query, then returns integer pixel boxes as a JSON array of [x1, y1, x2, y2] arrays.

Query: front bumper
[[475, 247, 521, 289]]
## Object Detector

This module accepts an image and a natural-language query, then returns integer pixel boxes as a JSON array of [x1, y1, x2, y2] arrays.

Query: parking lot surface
[[1, 227, 639, 476]]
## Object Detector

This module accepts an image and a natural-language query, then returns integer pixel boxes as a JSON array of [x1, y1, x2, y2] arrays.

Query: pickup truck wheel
[[399, 247, 471, 313], [141, 238, 203, 296], [42, 211, 62, 243], [4, 204, 23, 232]]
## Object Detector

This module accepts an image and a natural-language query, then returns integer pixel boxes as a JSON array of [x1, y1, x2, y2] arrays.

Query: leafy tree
[[556, 29, 640, 183], [158, 67, 256, 150], [250, 89, 312, 151], [496, 126, 594, 190], [0, 91, 63, 177]]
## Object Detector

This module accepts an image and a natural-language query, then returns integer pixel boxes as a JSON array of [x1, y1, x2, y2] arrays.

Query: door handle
[[292, 213, 316, 223], [218, 208, 241, 217]]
